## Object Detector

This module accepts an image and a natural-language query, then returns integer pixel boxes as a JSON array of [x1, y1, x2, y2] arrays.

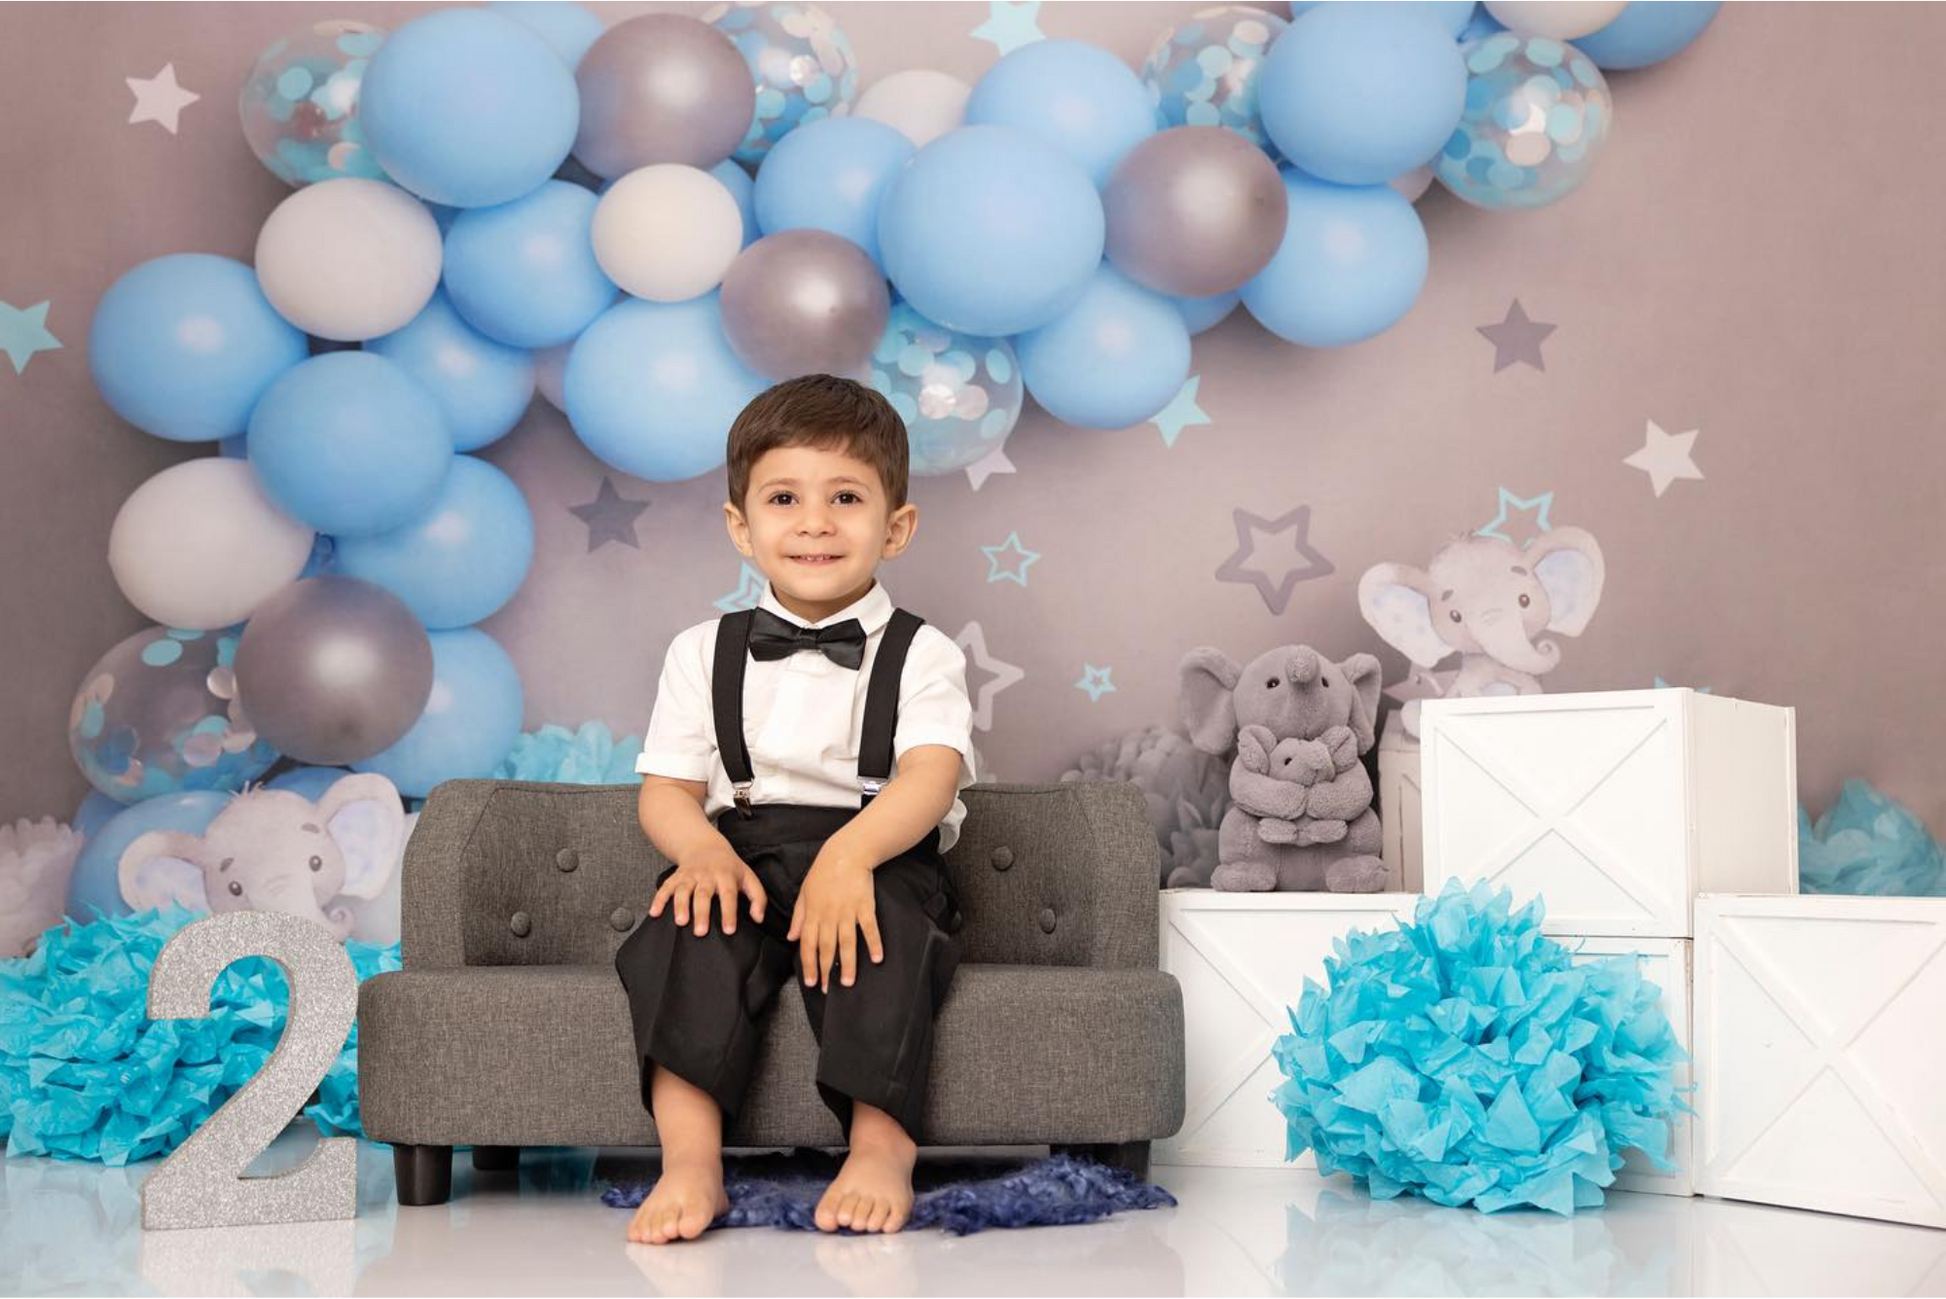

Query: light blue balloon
[[1259, 2, 1468, 185], [752, 117, 913, 266], [965, 40, 1156, 187], [1018, 265, 1191, 429], [712, 159, 761, 251], [67, 790, 229, 920], [1574, 2, 1721, 69], [1292, 0, 1476, 34], [878, 124, 1105, 338], [484, 0, 605, 68], [1241, 169, 1428, 348], [443, 181, 618, 350], [88, 254, 307, 443], [1457, 6, 1506, 42], [565, 295, 764, 482], [266, 766, 354, 801], [367, 291, 536, 452], [247, 351, 454, 536], [352, 628, 524, 799], [1176, 291, 1241, 336], [359, 9, 579, 207], [333, 456, 534, 629]]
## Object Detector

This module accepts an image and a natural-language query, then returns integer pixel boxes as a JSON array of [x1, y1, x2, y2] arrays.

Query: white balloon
[[109, 459, 315, 630], [854, 69, 973, 149], [255, 178, 443, 341], [1390, 164, 1436, 203], [590, 165, 743, 303], [1482, 0, 1629, 40], [534, 341, 571, 412]]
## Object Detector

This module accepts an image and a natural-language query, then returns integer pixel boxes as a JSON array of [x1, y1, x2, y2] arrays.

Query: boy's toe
[[838, 1190, 864, 1228], [863, 1198, 892, 1233]]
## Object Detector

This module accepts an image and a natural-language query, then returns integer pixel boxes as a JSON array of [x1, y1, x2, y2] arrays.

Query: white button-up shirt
[[635, 579, 976, 853]]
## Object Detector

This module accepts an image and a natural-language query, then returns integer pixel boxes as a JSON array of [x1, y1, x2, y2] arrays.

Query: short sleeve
[[635, 625, 717, 781], [894, 627, 976, 787]]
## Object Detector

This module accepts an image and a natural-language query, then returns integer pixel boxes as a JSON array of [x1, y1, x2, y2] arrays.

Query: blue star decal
[[0, 300, 62, 375], [1075, 663, 1116, 702], [981, 531, 1040, 586], [1476, 487, 1554, 545], [1151, 375, 1211, 448], [971, 0, 1046, 55], [714, 562, 767, 613]]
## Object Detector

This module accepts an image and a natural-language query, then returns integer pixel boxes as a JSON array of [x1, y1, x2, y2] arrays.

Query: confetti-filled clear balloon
[[868, 304, 1023, 476], [69, 626, 278, 805], [1141, 6, 1288, 159], [704, 2, 860, 165], [1436, 33, 1613, 211], [239, 21, 389, 186]]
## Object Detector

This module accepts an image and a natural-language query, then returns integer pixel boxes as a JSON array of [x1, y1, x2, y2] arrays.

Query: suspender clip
[[858, 777, 884, 802], [732, 782, 754, 818]]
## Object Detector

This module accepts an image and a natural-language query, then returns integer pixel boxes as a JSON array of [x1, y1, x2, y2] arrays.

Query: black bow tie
[[747, 607, 868, 670]]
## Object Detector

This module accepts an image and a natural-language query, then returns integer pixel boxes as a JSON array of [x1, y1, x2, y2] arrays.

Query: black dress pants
[[613, 803, 962, 1140]]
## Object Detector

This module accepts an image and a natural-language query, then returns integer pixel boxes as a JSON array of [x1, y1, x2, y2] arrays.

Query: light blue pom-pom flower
[[493, 720, 643, 785], [1798, 779, 1946, 897], [0, 905, 399, 1163], [1271, 881, 1688, 1215]]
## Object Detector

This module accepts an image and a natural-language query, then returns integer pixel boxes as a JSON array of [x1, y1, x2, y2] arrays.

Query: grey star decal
[[1215, 505, 1335, 615], [1477, 299, 1556, 373], [569, 475, 650, 551]]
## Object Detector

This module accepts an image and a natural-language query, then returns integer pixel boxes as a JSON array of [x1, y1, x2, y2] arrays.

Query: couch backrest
[[399, 779, 1161, 972]]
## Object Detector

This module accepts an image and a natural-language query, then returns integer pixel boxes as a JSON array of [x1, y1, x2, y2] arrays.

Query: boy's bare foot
[[627, 1158, 729, 1245], [816, 1105, 918, 1234]]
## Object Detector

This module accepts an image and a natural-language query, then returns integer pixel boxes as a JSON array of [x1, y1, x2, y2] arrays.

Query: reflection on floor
[[2, 1126, 1943, 1296]]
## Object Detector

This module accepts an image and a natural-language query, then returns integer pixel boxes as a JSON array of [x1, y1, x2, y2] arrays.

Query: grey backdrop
[[4, 3, 1940, 836]]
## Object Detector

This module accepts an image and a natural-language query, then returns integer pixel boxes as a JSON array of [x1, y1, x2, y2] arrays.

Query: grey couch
[[357, 778, 1186, 1205]]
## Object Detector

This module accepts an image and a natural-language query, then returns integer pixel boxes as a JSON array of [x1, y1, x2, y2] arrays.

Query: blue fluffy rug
[[601, 1151, 1176, 1235]]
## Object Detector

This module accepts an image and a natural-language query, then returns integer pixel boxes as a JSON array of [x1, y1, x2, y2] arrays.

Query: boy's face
[[725, 443, 917, 621]]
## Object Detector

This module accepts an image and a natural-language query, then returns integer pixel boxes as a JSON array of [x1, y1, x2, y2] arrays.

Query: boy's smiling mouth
[[790, 554, 843, 565]]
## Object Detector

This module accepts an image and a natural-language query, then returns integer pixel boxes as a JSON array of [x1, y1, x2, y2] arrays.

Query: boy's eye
[[835, 491, 860, 504]]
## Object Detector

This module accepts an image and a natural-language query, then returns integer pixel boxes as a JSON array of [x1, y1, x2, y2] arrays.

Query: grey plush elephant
[[119, 771, 404, 941], [1358, 528, 1605, 735], [1179, 644, 1389, 893]]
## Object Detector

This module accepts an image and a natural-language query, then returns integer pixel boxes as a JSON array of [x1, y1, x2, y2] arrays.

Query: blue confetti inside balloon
[[239, 20, 390, 187], [0, 905, 400, 1163], [1435, 33, 1614, 211], [867, 304, 1023, 476], [1140, 6, 1289, 160], [704, 1, 861, 165], [1272, 881, 1688, 1215]]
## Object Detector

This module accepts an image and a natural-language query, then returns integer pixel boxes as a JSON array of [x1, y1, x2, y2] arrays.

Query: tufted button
[[509, 911, 532, 938], [990, 845, 1014, 871], [609, 907, 635, 932], [556, 848, 578, 873], [1038, 906, 1057, 935]]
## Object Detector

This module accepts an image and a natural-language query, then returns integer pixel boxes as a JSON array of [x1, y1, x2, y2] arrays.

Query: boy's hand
[[788, 848, 883, 992], [648, 841, 766, 937]]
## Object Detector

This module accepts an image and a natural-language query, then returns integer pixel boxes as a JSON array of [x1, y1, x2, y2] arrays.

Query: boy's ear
[[723, 500, 753, 555], [884, 502, 918, 555]]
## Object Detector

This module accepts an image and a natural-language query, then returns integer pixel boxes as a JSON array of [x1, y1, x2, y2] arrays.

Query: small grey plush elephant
[[118, 772, 405, 941], [1179, 644, 1389, 893]]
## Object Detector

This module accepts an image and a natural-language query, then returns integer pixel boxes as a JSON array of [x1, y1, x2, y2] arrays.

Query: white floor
[[3, 1128, 1943, 1296]]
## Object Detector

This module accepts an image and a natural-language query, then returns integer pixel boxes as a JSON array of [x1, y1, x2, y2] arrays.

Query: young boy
[[614, 374, 978, 1245]]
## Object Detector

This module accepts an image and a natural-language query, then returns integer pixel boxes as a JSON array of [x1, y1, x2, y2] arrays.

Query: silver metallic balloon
[[720, 229, 890, 380], [573, 14, 757, 178], [1103, 125, 1288, 299], [233, 576, 434, 766]]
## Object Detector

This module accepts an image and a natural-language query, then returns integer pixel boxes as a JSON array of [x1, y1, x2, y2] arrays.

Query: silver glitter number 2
[[142, 910, 358, 1231]]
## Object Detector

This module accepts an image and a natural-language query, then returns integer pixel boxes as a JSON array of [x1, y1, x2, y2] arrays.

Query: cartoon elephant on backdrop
[[119, 772, 405, 941], [1180, 643, 1389, 893], [1359, 528, 1606, 735]]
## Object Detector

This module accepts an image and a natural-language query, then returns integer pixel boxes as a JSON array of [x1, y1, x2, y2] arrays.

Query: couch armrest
[[398, 779, 502, 970]]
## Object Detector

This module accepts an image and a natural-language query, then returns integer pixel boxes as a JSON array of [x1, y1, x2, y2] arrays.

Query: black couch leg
[[472, 1145, 520, 1173], [394, 1143, 453, 1206], [1052, 1141, 1151, 1181]]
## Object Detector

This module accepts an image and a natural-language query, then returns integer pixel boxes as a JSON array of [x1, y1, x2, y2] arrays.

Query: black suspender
[[711, 606, 926, 818]]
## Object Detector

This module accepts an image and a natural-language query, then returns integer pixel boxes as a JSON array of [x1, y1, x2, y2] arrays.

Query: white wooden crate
[[1695, 894, 1946, 1228], [1376, 713, 1422, 894], [1568, 935, 1694, 1197], [1156, 890, 1420, 1168], [1421, 688, 1798, 938]]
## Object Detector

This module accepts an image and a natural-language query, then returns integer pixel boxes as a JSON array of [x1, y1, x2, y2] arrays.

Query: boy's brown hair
[[725, 375, 909, 513]]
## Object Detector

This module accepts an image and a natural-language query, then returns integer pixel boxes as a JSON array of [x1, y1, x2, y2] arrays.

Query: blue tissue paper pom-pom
[[1798, 778, 1946, 897], [494, 720, 643, 785], [0, 905, 400, 1164], [1271, 881, 1688, 1216]]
